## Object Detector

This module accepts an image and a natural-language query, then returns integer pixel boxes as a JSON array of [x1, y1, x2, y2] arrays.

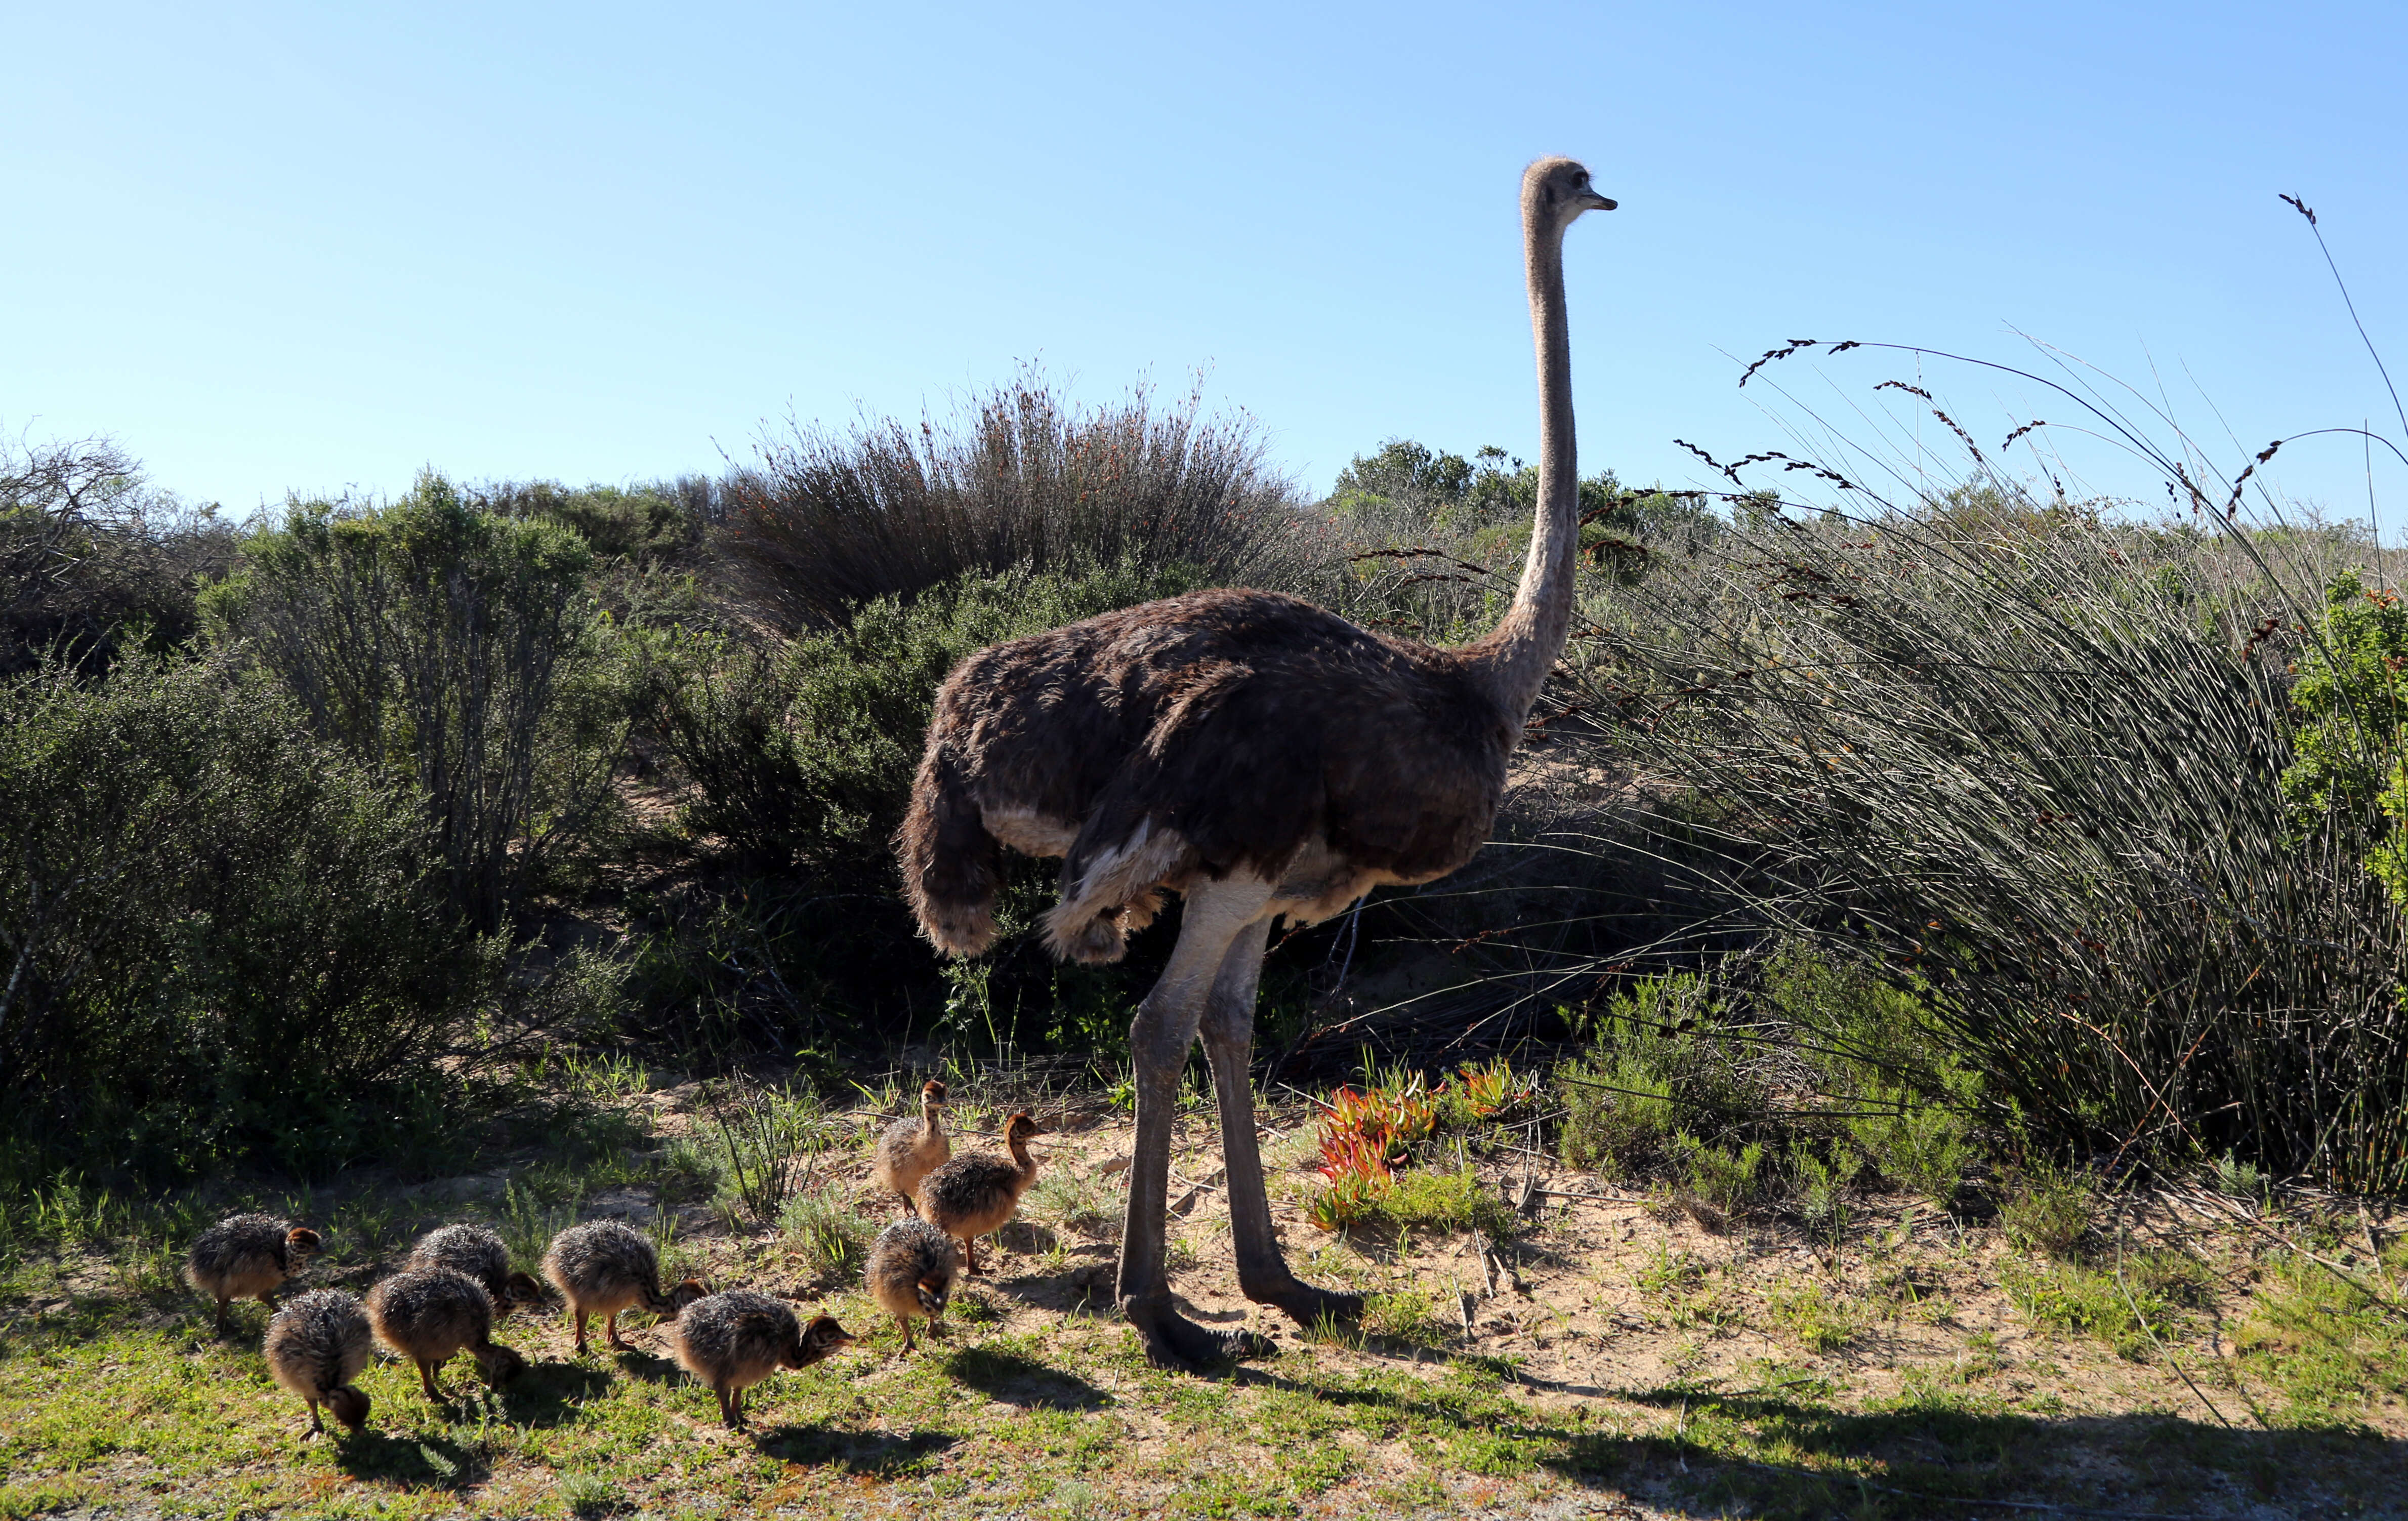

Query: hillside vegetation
[[7, 361, 2408, 1514]]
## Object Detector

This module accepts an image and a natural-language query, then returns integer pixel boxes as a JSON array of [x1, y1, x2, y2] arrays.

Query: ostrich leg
[[1198, 917, 1363, 1329], [1117, 878, 1277, 1368]]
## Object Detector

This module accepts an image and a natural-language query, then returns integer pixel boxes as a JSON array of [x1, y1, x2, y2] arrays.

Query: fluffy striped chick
[[366, 1268, 526, 1402], [866, 1216, 957, 1351], [405, 1224, 546, 1317], [671, 1292, 856, 1429], [541, 1219, 705, 1354], [186, 1213, 323, 1332], [263, 1289, 373, 1438], [919, 1112, 1043, 1276], [871, 1079, 951, 1214]]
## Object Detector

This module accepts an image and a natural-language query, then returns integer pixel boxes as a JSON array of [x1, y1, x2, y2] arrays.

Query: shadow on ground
[[336, 1429, 491, 1491], [753, 1424, 959, 1475], [1190, 1361, 2408, 1518], [496, 1360, 614, 1425], [605, 1346, 684, 1386], [942, 1343, 1110, 1410]]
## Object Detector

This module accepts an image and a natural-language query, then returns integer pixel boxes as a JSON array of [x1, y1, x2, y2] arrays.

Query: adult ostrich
[[898, 157, 1615, 1367]]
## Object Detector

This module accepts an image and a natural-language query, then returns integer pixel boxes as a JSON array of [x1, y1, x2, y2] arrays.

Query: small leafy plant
[[1304, 1066, 1510, 1230]]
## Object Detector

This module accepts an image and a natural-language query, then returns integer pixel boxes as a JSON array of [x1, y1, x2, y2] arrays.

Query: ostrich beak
[[1585, 192, 1618, 212]]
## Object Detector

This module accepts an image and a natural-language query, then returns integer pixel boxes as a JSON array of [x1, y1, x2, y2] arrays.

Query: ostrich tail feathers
[[899, 752, 1003, 958]]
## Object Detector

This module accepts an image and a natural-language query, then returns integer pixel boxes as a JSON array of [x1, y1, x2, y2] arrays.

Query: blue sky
[[6, 1, 2404, 518]]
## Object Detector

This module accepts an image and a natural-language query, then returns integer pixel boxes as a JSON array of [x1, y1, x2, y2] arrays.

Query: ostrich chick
[[366, 1268, 526, 1402], [866, 1216, 958, 1351], [263, 1289, 373, 1438], [405, 1223, 546, 1317], [918, 1113, 1043, 1276], [870, 1079, 951, 1214], [671, 1291, 855, 1429], [186, 1214, 323, 1332], [541, 1219, 705, 1354]]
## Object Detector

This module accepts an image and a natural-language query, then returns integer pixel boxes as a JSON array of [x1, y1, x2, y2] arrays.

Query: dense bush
[[478, 476, 717, 571], [716, 371, 1312, 631], [2281, 568, 2408, 905], [204, 474, 621, 928], [0, 652, 502, 1183], [1556, 972, 1770, 1175], [1563, 472, 2408, 1187], [629, 555, 1211, 1056], [646, 555, 1205, 873], [1, 434, 236, 675]]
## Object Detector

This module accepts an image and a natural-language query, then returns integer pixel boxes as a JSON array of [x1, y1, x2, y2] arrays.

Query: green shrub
[[1754, 943, 1981, 1204], [2212, 1150, 2271, 1204], [204, 473, 614, 929], [646, 554, 1206, 876], [1557, 1053, 1677, 1173], [480, 478, 711, 569], [1847, 1098, 1975, 1206], [1672, 1135, 1766, 1214], [1373, 1167, 1517, 1239], [1557, 973, 1765, 1175], [2282, 569, 2408, 906], [0, 651, 500, 1184], [2000, 1164, 2096, 1260], [1791, 1149, 1854, 1241]]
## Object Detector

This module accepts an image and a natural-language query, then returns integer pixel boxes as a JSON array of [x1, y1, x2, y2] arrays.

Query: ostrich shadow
[[604, 1344, 684, 1386], [753, 1424, 959, 1474], [939, 1343, 1110, 1411], [489, 1360, 613, 1427], [335, 1428, 489, 1491]]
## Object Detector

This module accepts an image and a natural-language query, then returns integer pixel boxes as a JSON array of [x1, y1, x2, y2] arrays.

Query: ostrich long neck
[[1464, 194, 1579, 723]]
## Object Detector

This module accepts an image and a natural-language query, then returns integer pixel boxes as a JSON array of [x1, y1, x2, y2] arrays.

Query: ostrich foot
[[1122, 1296, 1275, 1370], [1244, 1276, 1364, 1332]]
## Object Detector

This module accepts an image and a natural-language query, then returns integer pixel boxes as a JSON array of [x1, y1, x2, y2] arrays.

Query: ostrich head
[[789, 1314, 858, 1368], [1525, 157, 1616, 228], [326, 1386, 371, 1432]]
